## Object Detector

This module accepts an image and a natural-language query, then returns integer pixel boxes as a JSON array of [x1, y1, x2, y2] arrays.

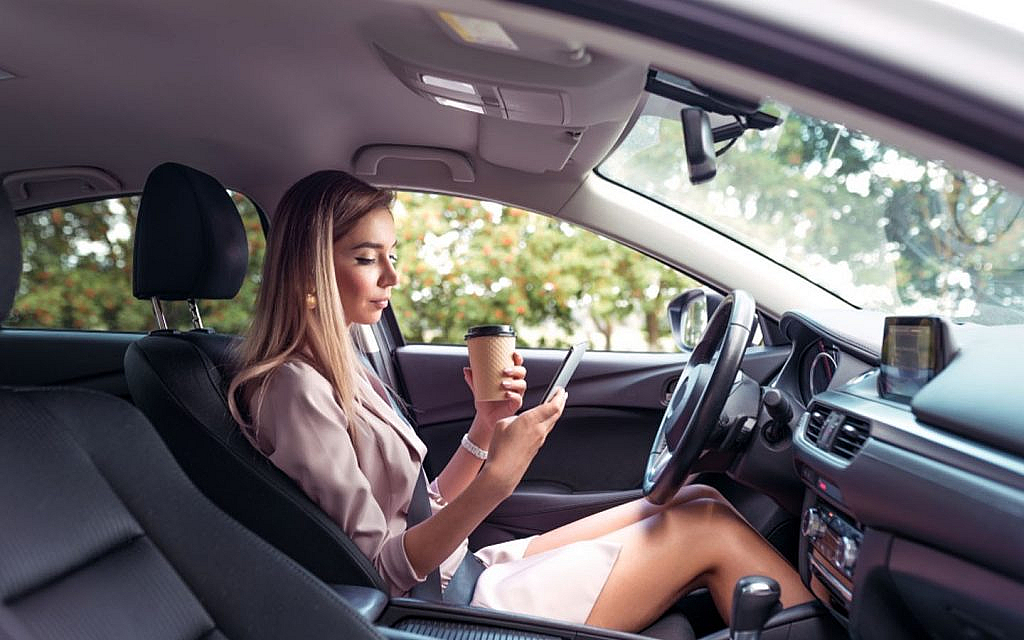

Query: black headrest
[[132, 163, 248, 301], [0, 185, 20, 322]]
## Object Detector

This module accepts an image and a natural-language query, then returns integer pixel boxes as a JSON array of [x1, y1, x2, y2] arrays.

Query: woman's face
[[333, 207, 398, 326]]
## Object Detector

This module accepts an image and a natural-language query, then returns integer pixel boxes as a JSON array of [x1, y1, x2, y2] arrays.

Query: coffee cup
[[465, 324, 517, 402]]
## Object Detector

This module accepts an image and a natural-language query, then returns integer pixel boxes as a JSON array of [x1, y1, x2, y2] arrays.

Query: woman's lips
[[370, 299, 389, 309]]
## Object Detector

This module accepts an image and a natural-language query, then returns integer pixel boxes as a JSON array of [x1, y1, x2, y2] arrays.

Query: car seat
[[123, 162, 389, 592], [120, 163, 694, 639], [0, 181, 387, 640]]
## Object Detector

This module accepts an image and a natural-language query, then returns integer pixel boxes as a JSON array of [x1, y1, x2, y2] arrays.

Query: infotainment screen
[[878, 316, 945, 401]]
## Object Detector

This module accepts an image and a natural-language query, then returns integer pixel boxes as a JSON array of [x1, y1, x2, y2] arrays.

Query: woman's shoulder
[[265, 358, 332, 394]]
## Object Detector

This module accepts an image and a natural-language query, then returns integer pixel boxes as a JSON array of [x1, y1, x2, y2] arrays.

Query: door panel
[[0, 329, 141, 399], [396, 343, 790, 545], [398, 344, 789, 428]]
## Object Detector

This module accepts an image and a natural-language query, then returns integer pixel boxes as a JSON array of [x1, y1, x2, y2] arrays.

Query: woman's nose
[[381, 260, 398, 287]]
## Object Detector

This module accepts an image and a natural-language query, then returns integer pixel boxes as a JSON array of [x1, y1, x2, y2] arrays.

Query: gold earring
[[305, 293, 317, 309]]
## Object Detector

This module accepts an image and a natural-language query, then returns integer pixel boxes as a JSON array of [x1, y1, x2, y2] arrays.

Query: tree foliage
[[11, 194, 265, 334], [390, 193, 698, 350], [602, 109, 1024, 323], [13, 107, 1020, 347]]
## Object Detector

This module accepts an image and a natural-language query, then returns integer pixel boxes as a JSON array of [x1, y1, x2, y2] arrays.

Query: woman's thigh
[[524, 483, 726, 557]]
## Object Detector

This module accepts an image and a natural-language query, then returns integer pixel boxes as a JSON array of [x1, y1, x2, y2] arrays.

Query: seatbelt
[[359, 350, 484, 604], [406, 470, 443, 601], [442, 551, 486, 605]]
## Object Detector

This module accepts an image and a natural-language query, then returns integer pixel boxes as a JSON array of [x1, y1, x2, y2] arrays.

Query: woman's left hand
[[464, 351, 527, 430]]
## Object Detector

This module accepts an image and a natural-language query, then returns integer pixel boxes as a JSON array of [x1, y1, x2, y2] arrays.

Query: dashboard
[[772, 311, 1024, 640]]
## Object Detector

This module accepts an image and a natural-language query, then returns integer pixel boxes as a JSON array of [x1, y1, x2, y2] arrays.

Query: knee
[[665, 496, 736, 528], [673, 483, 728, 506], [665, 497, 749, 548]]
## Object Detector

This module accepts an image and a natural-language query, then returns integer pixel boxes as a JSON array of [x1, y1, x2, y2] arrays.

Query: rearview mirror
[[681, 107, 716, 184]]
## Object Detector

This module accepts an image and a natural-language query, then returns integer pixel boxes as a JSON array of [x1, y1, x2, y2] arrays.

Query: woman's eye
[[355, 257, 375, 265], [388, 254, 398, 265]]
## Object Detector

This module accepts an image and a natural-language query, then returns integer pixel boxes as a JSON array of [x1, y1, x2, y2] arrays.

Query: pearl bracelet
[[460, 433, 488, 460]]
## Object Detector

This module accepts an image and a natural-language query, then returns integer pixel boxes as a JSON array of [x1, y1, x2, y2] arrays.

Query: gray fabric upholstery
[[0, 386, 384, 640]]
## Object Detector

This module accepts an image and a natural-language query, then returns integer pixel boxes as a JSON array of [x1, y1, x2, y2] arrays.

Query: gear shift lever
[[730, 576, 781, 640]]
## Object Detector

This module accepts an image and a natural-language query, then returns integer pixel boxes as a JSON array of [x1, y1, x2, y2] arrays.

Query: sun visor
[[478, 119, 583, 173]]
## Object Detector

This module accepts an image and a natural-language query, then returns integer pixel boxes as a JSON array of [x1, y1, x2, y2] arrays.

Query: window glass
[[10, 193, 265, 333], [600, 96, 1024, 325], [391, 192, 701, 352]]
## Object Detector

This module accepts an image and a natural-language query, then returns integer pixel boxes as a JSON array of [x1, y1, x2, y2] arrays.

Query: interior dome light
[[422, 74, 477, 95], [435, 96, 485, 114], [437, 12, 518, 51]]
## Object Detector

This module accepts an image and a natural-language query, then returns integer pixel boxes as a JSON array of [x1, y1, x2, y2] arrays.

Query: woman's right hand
[[480, 388, 567, 497]]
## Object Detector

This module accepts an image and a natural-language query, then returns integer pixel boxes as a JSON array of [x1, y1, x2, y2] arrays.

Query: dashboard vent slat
[[805, 407, 828, 444], [831, 416, 870, 460]]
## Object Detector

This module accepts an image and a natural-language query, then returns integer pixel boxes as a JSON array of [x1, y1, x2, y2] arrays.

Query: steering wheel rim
[[643, 290, 756, 504]]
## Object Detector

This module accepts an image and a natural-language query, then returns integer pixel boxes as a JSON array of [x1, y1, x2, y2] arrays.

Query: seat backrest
[[0, 386, 386, 640], [0, 185, 382, 640], [124, 163, 386, 591]]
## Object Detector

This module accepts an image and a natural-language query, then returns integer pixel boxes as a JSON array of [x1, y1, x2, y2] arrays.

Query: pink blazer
[[246, 359, 434, 595], [244, 359, 621, 625]]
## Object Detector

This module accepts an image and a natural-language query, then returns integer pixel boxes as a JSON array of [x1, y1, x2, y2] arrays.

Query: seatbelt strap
[[358, 350, 483, 603], [406, 469, 443, 601], [442, 552, 486, 605]]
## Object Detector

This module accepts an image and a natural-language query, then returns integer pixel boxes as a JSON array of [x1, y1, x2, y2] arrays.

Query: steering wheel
[[643, 290, 757, 504]]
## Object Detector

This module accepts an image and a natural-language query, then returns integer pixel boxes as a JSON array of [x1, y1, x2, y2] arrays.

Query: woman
[[228, 170, 811, 632]]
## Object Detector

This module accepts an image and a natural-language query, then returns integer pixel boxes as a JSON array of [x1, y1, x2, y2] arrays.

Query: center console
[[799, 494, 862, 618], [794, 404, 869, 629]]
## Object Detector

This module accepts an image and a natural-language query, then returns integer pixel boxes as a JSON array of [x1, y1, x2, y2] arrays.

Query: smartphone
[[539, 341, 588, 405]]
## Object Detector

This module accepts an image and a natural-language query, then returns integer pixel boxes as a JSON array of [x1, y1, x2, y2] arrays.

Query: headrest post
[[187, 298, 204, 330], [150, 297, 168, 330]]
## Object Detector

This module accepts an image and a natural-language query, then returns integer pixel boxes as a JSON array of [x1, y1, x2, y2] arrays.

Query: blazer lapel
[[358, 367, 426, 466]]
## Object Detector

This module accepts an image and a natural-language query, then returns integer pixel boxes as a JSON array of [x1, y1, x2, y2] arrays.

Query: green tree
[[11, 194, 265, 334], [391, 193, 696, 350], [602, 109, 1024, 321]]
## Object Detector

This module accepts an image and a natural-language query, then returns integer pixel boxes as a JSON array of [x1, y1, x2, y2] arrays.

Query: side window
[[10, 193, 265, 333], [391, 192, 705, 352]]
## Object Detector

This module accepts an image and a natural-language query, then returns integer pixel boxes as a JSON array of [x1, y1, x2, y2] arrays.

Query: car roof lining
[[2, 0, 1023, 219]]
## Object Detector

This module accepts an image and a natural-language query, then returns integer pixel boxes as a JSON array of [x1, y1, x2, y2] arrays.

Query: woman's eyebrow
[[349, 241, 397, 250]]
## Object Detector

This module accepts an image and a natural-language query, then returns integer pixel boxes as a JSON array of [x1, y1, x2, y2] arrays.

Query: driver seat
[[121, 163, 695, 639], [123, 163, 386, 592], [0, 183, 383, 640]]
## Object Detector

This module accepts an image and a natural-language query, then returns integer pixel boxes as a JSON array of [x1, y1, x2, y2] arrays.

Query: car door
[[376, 192, 790, 548]]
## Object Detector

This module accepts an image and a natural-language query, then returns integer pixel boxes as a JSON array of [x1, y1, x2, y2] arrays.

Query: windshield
[[600, 95, 1024, 325]]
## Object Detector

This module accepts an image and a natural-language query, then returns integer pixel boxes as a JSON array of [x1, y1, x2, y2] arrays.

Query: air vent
[[803, 405, 870, 461], [831, 416, 870, 460], [805, 407, 828, 444]]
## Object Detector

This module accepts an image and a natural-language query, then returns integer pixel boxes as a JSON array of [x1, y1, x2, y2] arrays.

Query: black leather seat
[[0, 186, 384, 640], [124, 162, 387, 592], [121, 163, 694, 639]]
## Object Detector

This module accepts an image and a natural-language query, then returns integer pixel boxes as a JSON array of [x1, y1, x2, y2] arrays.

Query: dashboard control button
[[801, 507, 826, 539], [834, 535, 859, 572]]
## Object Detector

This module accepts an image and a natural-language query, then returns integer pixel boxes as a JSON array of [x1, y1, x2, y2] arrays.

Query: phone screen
[[539, 341, 588, 405]]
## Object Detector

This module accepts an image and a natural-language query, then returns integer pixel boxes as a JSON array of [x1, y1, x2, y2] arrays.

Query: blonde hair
[[228, 170, 395, 436]]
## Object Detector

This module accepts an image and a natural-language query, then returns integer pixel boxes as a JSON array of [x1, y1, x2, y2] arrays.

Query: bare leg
[[524, 483, 729, 556], [521, 487, 811, 632], [581, 498, 812, 632]]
